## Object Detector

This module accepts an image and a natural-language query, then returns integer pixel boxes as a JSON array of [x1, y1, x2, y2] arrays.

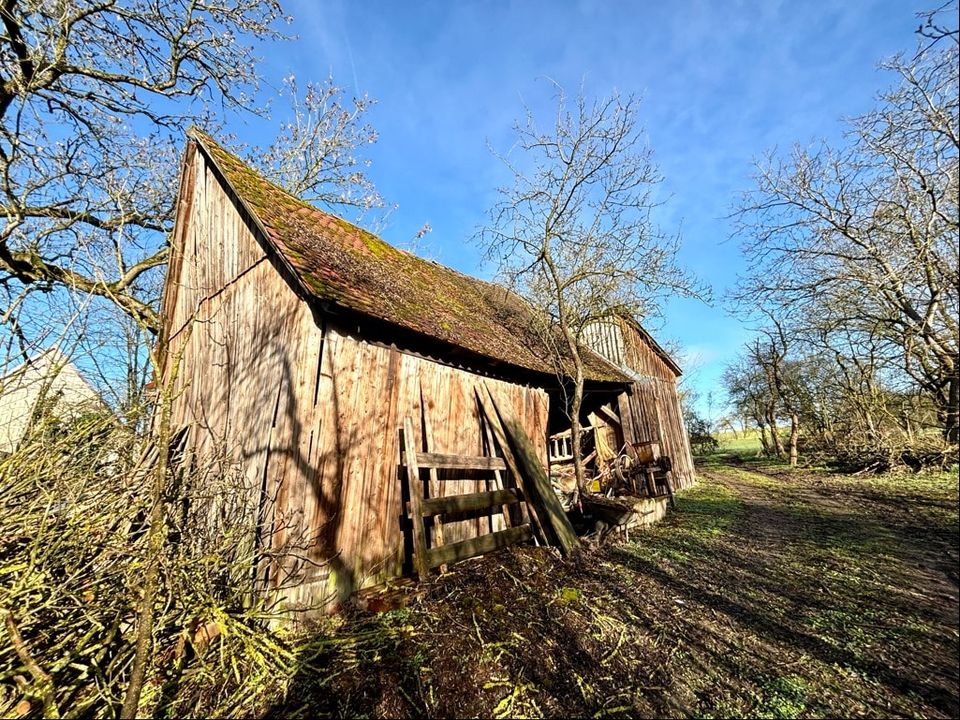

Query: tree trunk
[[943, 369, 958, 445], [120, 420, 168, 719], [757, 421, 771, 456], [766, 404, 785, 458], [788, 412, 799, 467], [570, 366, 588, 498], [120, 338, 187, 719]]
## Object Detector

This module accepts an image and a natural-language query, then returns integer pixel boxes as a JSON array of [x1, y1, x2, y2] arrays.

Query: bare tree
[[252, 75, 383, 214], [734, 5, 959, 444], [479, 86, 701, 496], [722, 356, 775, 455], [0, 4, 388, 716], [0, 1, 384, 354]]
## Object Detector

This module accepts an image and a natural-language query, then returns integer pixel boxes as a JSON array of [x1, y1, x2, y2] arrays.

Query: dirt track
[[269, 461, 960, 718]]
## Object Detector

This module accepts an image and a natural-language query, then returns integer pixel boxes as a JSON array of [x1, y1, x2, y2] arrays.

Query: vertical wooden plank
[[618, 390, 637, 446], [419, 380, 446, 549], [482, 412, 511, 531], [403, 416, 429, 579]]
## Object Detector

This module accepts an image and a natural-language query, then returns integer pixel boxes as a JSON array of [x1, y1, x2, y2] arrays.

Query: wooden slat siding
[[272, 299, 327, 592], [289, 319, 326, 583], [616, 317, 676, 381], [161, 150, 552, 613], [425, 525, 533, 569], [580, 317, 693, 487], [419, 382, 445, 551], [377, 347, 406, 584], [334, 333, 375, 590], [580, 317, 696, 490]]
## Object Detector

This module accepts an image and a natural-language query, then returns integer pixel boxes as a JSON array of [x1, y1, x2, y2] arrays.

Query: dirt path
[[269, 462, 960, 718], [705, 462, 959, 618], [694, 462, 960, 714]]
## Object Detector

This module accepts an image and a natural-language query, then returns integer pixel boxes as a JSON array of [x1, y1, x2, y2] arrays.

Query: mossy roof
[[189, 130, 629, 383]]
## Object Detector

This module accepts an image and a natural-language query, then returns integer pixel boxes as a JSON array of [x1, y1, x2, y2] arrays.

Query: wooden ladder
[[401, 416, 533, 579]]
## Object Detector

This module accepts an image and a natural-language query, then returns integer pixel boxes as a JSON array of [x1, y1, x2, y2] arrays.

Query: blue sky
[[242, 0, 926, 415]]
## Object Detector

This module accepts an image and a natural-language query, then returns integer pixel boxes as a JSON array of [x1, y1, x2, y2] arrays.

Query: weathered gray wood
[[483, 383, 580, 556], [411, 488, 524, 517], [424, 524, 532, 568], [403, 451, 508, 471], [476, 388, 548, 546], [402, 417, 429, 579]]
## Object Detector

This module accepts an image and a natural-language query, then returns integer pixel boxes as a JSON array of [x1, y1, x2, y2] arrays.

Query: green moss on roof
[[188, 129, 627, 383]]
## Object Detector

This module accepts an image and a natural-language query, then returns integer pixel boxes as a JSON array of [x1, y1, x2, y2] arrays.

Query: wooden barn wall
[[619, 380, 695, 488], [583, 319, 695, 488], [160, 148, 549, 612], [617, 320, 695, 488], [616, 318, 676, 382]]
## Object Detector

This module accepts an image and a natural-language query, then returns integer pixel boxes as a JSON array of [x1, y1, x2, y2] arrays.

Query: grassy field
[[262, 459, 959, 718], [715, 429, 765, 454]]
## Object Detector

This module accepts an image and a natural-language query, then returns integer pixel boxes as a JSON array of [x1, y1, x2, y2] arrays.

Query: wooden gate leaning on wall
[[400, 397, 537, 578]]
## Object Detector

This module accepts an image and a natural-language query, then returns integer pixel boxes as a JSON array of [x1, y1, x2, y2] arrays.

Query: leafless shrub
[[0, 399, 317, 717]]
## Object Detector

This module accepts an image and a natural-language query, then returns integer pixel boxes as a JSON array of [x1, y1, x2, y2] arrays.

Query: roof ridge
[[186, 129, 632, 384]]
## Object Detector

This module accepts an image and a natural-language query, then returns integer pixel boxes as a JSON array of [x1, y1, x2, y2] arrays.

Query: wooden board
[[403, 416, 429, 580], [403, 452, 508, 471], [479, 385, 581, 555], [415, 488, 523, 517], [424, 525, 532, 568]]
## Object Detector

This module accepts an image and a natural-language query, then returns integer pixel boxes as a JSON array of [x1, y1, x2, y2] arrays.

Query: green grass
[[714, 428, 765, 454], [264, 463, 958, 719]]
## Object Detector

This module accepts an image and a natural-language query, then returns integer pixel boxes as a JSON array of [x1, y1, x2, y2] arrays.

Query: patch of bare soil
[[267, 464, 960, 718]]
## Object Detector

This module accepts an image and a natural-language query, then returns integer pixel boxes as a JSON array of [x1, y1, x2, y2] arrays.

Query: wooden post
[[476, 388, 549, 546], [480, 384, 580, 556], [663, 470, 676, 509], [419, 383, 445, 550], [402, 417, 429, 579], [644, 468, 656, 497]]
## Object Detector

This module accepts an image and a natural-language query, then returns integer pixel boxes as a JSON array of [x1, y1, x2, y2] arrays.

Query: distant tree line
[[723, 5, 958, 470]]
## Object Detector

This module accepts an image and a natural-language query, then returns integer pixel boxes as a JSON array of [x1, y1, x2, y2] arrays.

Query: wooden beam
[[403, 451, 508, 471], [476, 388, 548, 546], [402, 417, 429, 580], [424, 525, 532, 568], [617, 391, 637, 445], [497, 414, 580, 556], [594, 403, 622, 429], [480, 384, 580, 555], [410, 488, 524, 517]]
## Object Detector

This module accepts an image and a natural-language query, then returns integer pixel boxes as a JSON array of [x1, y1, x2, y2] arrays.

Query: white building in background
[[0, 348, 103, 453]]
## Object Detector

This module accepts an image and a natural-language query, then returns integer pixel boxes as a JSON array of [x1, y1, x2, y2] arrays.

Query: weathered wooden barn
[[159, 129, 694, 610]]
